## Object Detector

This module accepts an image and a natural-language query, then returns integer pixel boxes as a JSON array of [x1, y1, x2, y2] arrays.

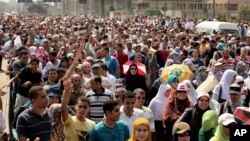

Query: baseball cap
[[235, 76, 244, 84], [212, 61, 222, 66], [86, 56, 94, 61], [198, 66, 207, 72], [92, 64, 101, 69], [229, 84, 241, 95], [176, 83, 188, 91], [94, 59, 104, 64], [76, 64, 83, 70], [172, 122, 191, 135], [48, 92, 59, 97], [66, 53, 74, 59], [197, 91, 210, 100], [218, 113, 236, 126], [116, 78, 125, 87]]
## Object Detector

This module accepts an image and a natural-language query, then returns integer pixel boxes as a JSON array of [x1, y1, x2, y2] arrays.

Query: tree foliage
[[144, 8, 163, 16], [27, 4, 47, 14], [215, 13, 227, 22], [238, 5, 250, 21]]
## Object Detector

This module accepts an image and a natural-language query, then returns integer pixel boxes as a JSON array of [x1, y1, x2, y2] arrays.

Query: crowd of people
[[0, 13, 250, 141]]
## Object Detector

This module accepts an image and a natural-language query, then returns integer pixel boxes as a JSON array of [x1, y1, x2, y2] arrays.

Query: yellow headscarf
[[128, 117, 152, 141]]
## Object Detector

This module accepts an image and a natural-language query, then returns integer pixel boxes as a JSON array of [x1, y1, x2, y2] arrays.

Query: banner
[[17, 0, 33, 3]]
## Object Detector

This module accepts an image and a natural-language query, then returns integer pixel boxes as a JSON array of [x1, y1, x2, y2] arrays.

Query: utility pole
[[212, 0, 215, 19], [227, 0, 230, 21], [156, 0, 159, 10], [165, 0, 167, 16]]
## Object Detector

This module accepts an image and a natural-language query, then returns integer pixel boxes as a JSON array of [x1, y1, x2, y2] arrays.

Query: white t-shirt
[[119, 106, 155, 134]]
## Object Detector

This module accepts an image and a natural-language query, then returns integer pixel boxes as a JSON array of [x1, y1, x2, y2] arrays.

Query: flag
[[18, 0, 33, 3], [43, 0, 61, 2]]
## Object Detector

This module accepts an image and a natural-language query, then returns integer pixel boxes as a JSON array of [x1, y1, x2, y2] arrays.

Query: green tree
[[238, 5, 250, 21], [144, 8, 163, 16], [215, 13, 227, 21], [27, 4, 47, 14], [115, 5, 123, 11]]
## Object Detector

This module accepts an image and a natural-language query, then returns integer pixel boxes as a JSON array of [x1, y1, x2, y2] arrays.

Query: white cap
[[197, 91, 210, 100], [218, 113, 236, 126], [176, 83, 188, 91], [235, 76, 244, 84]]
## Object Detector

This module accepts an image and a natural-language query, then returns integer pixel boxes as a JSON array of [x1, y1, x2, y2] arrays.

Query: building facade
[[133, 0, 250, 19]]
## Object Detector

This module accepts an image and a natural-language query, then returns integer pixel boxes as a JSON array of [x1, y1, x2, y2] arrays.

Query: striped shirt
[[16, 107, 52, 141], [86, 88, 113, 123], [218, 58, 235, 72]]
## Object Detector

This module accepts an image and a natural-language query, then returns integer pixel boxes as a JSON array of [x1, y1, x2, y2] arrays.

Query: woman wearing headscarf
[[125, 64, 148, 93], [149, 53, 159, 85], [167, 74, 179, 91], [183, 80, 198, 105], [235, 61, 248, 79], [176, 92, 211, 141], [128, 117, 152, 141], [212, 69, 237, 103], [210, 113, 237, 141], [199, 110, 218, 141], [163, 83, 192, 141], [148, 68, 164, 102], [148, 84, 171, 141]]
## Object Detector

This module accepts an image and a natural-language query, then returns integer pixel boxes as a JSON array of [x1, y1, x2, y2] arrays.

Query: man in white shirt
[[119, 91, 155, 135], [100, 63, 116, 92], [42, 51, 60, 79]]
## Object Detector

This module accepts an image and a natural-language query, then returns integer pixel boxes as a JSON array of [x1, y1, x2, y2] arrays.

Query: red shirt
[[161, 50, 169, 63], [114, 52, 128, 75]]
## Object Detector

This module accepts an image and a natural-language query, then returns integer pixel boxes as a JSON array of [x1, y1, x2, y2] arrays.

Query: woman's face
[[177, 132, 191, 141], [231, 75, 236, 84], [61, 60, 68, 67], [130, 66, 138, 75], [134, 124, 149, 141], [176, 91, 188, 100], [164, 89, 171, 97], [172, 79, 179, 89], [198, 96, 210, 110]]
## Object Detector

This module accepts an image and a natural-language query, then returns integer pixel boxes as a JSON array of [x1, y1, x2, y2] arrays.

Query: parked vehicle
[[195, 21, 240, 37]]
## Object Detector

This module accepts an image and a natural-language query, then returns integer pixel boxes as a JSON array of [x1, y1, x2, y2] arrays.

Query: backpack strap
[[218, 84, 222, 102], [219, 102, 226, 116]]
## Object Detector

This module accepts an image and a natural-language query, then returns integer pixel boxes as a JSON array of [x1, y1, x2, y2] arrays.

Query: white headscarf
[[244, 70, 250, 89], [183, 80, 198, 105], [148, 83, 171, 120], [212, 69, 237, 101], [154, 84, 171, 104]]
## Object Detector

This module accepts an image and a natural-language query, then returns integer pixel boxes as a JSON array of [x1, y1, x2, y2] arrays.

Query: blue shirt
[[103, 56, 119, 78], [89, 120, 130, 141]]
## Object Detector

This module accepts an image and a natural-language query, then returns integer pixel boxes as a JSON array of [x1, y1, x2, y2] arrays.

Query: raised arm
[[62, 40, 86, 80], [61, 78, 73, 122]]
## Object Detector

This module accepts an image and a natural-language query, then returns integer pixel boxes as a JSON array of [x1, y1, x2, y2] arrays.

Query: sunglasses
[[177, 91, 187, 94], [178, 132, 190, 137], [130, 68, 137, 70]]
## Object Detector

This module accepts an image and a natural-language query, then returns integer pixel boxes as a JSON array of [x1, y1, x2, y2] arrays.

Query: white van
[[195, 21, 240, 37]]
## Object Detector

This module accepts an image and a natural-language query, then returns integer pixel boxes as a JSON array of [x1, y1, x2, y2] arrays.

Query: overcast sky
[[0, 0, 9, 2]]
